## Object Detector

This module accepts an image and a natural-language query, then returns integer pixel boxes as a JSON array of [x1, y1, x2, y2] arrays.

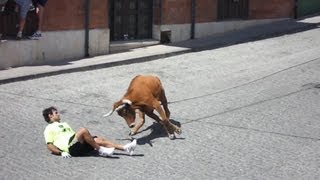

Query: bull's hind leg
[[146, 111, 172, 136], [160, 87, 171, 119], [172, 124, 182, 135], [153, 101, 181, 139], [160, 88, 181, 135]]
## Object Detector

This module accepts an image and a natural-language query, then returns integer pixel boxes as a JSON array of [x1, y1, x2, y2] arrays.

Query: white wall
[[152, 19, 287, 43], [195, 19, 287, 38], [153, 24, 191, 43], [0, 28, 109, 70]]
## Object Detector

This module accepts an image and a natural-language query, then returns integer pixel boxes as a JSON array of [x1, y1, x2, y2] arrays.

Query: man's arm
[[47, 143, 72, 158], [47, 143, 62, 155]]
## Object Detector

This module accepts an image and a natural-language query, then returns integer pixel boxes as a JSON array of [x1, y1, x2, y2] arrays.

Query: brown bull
[[103, 75, 181, 139]]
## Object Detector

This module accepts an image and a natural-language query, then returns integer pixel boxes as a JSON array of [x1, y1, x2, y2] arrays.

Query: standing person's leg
[[17, 14, 26, 39], [29, 0, 47, 39], [36, 4, 44, 31], [14, 0, 30, 39]]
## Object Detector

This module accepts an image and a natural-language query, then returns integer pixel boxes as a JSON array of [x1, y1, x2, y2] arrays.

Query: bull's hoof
[[168, 133, 176, 140], [129, 131, 136, 136], [175, 128, 182, 135], [166, 112, 171, 119]]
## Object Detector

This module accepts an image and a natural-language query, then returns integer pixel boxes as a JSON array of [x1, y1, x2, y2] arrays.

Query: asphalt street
[[1, 27, 320, 179]]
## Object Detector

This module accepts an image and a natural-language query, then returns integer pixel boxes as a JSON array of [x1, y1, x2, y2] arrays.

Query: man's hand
[[61, 152, 72, 158]]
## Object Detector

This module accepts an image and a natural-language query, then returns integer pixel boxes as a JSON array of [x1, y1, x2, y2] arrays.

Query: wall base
[[0, 29, 109, 70], [153, 18, 287, 43]]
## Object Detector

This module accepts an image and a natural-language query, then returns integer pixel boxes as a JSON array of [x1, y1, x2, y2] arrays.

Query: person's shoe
[[28, 31, 42, 40], [16, 31, 22, 40], [98, 146, 115, 157], [123, 139, 137, 156], [29, 4, 35, 11]]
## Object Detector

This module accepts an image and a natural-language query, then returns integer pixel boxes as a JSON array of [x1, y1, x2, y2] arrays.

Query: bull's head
[[103, 99, 136, 128]]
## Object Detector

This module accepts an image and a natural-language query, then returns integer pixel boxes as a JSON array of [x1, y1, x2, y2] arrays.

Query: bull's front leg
[[129, 109, 145, 136]]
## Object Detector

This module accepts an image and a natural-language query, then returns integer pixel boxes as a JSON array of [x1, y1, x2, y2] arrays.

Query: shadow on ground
[[132, 119, 185, 147]]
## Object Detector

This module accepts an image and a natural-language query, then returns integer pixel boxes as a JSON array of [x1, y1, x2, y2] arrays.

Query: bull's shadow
[[135, 119, 185, 146]]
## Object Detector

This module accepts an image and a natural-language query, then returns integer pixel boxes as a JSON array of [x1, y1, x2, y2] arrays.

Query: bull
[[103, 75, 181, 139]]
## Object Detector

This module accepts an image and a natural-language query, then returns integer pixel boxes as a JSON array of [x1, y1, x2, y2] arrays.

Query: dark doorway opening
[[110, 0, 153, 41]]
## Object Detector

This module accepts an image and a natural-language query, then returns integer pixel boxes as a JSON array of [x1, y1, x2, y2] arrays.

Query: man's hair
[[42, 106, 57, 123]]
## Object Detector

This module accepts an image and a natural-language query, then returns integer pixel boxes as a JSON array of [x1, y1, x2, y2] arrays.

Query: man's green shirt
[[44, 122, 75, 152]]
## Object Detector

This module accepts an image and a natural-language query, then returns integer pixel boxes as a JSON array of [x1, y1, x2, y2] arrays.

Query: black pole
[[294, 0, 298, 19], [85, 0, 90, 57], [191, 0, 196, 39], [160, 0, 163, 25]]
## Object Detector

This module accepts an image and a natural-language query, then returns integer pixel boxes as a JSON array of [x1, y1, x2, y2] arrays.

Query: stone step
[[110, 39, 160, 53]]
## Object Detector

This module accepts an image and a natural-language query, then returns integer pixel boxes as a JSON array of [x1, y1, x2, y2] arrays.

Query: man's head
[[42, 106, 60, 123]]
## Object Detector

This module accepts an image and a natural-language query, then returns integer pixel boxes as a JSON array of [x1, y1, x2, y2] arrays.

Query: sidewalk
[[1, 14, 320, 84]]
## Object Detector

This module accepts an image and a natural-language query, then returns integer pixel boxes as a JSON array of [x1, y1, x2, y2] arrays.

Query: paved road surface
[[1, 27, 320, 179]]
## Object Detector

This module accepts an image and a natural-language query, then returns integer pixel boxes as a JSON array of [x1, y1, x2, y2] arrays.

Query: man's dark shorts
[[68, 135, 97, 156]]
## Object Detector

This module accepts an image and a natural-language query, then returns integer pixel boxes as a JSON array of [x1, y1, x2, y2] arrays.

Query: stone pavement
[[0, 14, 319, 84]]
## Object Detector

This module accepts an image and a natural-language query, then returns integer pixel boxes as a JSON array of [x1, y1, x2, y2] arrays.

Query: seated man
[[43, 106, 136, 158]]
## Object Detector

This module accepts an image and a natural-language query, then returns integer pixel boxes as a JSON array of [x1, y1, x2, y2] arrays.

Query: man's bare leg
[[75, 127, 100, 150], [94, 137, 124, 150]]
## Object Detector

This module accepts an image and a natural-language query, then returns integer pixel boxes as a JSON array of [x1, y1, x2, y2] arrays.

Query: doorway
[[110, 0, 153, 41]]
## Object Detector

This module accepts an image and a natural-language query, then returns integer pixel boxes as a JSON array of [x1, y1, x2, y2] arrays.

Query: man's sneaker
[[29, 32, 42, 40], [123, 139, 137, 156], [16, 32, 22, 40], [98, 146, 115, 157]]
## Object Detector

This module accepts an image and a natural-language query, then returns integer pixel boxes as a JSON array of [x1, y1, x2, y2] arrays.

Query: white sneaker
[[98, 146, 115, 157], [16, 31, 22, 40], [123, 139, 137, 156]]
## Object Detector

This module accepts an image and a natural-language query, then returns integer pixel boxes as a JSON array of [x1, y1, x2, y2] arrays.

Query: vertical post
[[191, 0, 196, 39], [159, 0, 163, 25], [85, 0, 91, 57], [294, 0, 298, 19]]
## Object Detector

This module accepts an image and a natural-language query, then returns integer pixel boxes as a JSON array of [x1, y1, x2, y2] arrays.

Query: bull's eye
[[118, 109, 127, 117]]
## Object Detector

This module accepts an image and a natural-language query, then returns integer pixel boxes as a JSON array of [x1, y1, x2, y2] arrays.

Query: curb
[[0, 49, 191, 85]]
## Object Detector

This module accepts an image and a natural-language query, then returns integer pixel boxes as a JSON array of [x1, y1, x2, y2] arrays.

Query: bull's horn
[[103, 100, 129, 117], [115, 104, 126, 111], [122, 99, 132, 105], [103, 110, 114, 117]]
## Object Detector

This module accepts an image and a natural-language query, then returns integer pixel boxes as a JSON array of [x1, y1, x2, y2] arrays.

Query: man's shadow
[[83, 150, 144, 159], [132, 119, 185, 147]]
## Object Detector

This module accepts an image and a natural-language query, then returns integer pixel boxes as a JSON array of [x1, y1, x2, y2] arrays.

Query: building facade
[[1, 0, 318, 69]]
